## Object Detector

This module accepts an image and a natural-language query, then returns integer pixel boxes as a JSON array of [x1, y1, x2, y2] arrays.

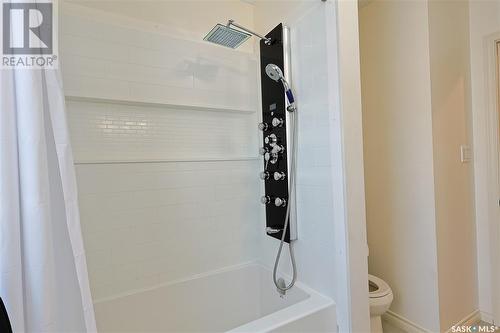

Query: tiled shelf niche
[[65, 95, 257, 115], [66, 96, 259, 165]]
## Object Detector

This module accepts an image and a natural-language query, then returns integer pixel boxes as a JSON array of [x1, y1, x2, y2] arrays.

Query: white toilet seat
[[368, 274, 394, 333], [368, 274, 391, 298]]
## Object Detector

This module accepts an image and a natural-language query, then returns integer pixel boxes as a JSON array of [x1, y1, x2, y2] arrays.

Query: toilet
[[368, 274, 393, 333]]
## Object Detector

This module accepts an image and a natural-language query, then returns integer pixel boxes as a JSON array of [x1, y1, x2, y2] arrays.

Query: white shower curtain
[[0, 67, 97, 332]]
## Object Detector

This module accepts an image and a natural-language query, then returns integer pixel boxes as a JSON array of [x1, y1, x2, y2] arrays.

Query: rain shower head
[[203, 24, 251, 49], [204, 19, 271, 49]]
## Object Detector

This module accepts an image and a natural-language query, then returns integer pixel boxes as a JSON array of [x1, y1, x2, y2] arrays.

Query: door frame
[[332, 0, 371, 331], [494, 40, 500, 324], [483, 33, 500, 323]]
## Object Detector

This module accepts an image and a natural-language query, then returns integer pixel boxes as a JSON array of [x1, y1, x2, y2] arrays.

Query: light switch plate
[[460, 145, 472, 163]]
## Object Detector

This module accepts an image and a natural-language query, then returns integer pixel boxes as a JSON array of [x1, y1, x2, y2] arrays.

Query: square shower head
[[203, 24, 251, 49]]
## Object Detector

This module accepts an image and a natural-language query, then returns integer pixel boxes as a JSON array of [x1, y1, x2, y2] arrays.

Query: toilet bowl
[[369, 274, 393, 333]]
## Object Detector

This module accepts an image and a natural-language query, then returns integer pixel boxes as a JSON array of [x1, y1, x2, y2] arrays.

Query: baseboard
[[445, 310, 481, 333], [382, 311, 430, 333], [383, 309, 483, 333], [479, 311, 495, 325]]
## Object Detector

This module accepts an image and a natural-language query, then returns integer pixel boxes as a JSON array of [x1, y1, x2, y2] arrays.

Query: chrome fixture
[[265, 63, 284, 81], [269, 154, 278, 164], [264, 134, 277, 146], [272, 118, 284, 127], [274, 197, 286, 207], [227, 20, 272, 45], [260, 171, 270, 180], [203, 19, 271, 49], [273, 172, 286, 181], [264, 152, 270, 162], [262, 196, 286, 207], [258, 122, 269, 131], [271, 145, 284, 154], [259, 147, 269, 155], [266, 227, 282, 234], [262, 149, 277, 166], [265, 62, 298, 295], [265, 64, 296, 111], [276, 278, 287, 297]]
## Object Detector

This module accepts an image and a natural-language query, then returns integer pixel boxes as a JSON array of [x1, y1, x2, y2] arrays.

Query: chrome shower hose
[[273, 104, 298, 294]]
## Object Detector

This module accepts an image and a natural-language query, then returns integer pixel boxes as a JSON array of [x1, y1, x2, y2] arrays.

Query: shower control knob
[[274, 197, 287, 207], [272, 118, 284, 127], [258, 122, 269, 131], [259, 171, 270, 180], [271, 145, 285, 154], [264, 134, 278, 146], [259, 147, 269, 155], [261, 196, 271, 204], [273, 172, 286, 181], [269, 153, 279, 164]]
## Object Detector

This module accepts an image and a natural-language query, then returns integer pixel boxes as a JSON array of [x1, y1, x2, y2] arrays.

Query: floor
[[476, 321, 500, 332], [381, 320, 499, 333], [382, 319, 407, 333]]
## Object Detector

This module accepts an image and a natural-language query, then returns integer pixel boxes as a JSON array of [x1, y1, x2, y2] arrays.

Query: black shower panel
[[259, 24, 291, 243]]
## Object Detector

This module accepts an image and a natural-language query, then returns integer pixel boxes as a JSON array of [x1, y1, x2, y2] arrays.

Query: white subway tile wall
[[60, 9, 259, 111], [61, 5, 263, 300], [66, 100, 257, 163], [77, 161, 261, 299]]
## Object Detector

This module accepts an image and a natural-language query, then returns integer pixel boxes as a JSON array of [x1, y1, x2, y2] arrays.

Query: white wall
[[359, 1, 441, 330], [64, 0, 256, 53], [428, 1, 477, 329], [360, 0, 480, 330], [61, 2, 262, 300], [60, 3, 258, 111], [468, 0, 500, 323], [77, 161, 260, 300], [332, 0, 372, 330]]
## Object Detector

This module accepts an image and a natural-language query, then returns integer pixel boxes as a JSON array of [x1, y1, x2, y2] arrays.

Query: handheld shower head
[[265, 64, 284, 82], [265, 63, 295, 106]]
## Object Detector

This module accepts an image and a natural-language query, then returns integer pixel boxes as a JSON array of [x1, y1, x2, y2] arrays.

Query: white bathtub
[[94, 263, 337, 332]]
